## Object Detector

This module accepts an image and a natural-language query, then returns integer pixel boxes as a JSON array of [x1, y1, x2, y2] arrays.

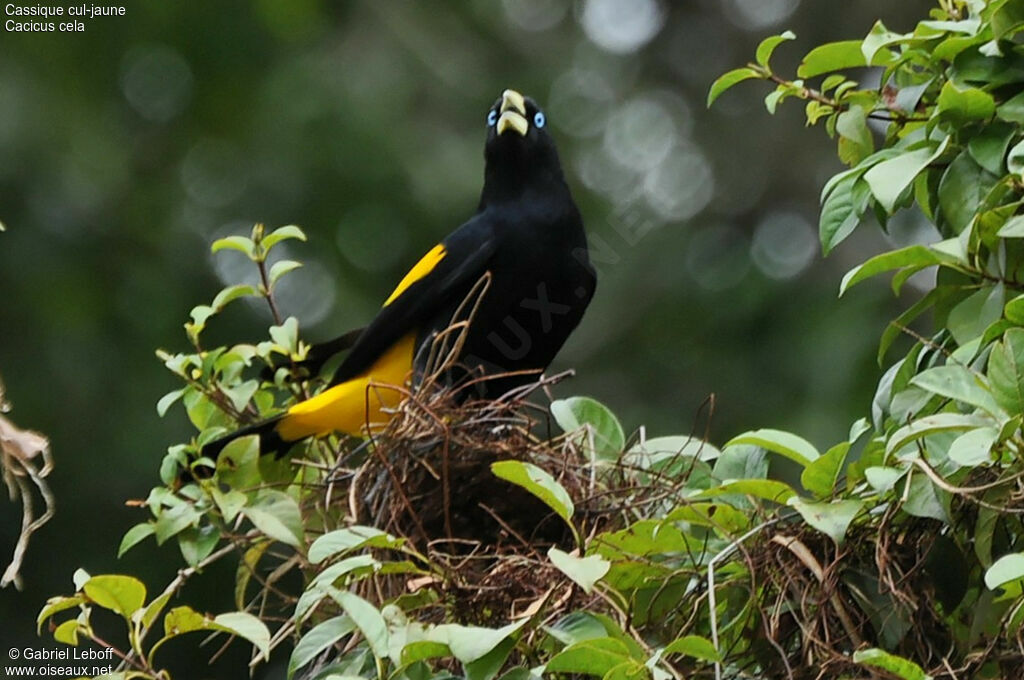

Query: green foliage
[[38, 571, 269, 677], [701, 0, 1024, 674]]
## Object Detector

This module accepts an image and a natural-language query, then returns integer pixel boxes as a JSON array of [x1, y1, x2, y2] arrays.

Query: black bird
[[203, 89, 596, 458]]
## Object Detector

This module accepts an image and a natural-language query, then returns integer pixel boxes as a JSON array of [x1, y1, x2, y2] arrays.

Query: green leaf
[[998, 91, 1024, 124], [836, 106, 873, 166], [798, 40, 888, 78], [840, 245, 956, 296], [1009, 139, 1024, 175], [551, 397, 625, 462], [935, 81, 995, 123], [156, 388, 185, 417], [1007, 293, 1024, 324], [706, 67, 760, 108], [820, 175, 870, 253], [887, 413, 993, 457], [222, 379, 259, 413], [211, 235, 256, 257], [724, 428, 819, 466], [211, 487, 247, 523], [548, 547, 610, 594], [431, 620, 527, 665], [546, 638, 634, 675], [864, 466, 903, 494], [163, 605, 207, 635], [665, 502, 750, 533], [140, 591, 172, 630], [989, 328, 1024, 415], [948, 284, 1004, 346], [154, 503, 201, 545], [801, 442, 849, 498], [755, 30, 796, 67], [243, 489, 305, 549], [662, 635, 721, 663], [320, 586, 389, 659], [764, 87, 785, 114], [261, 224, 307, 250], [696, 479, 796, 504], [902, 474, 948, 522], [852, 648, 931, 680], [216, 434, 262, 488], [968, 122, 1014, 174], [864, 138, 949, 213], [212, 284, 257, 310], [985, 552, 1024, 589], [83, 575, 147, 619], [464, 636, 517, 680], [270, 316, 300, 354], [627, 435, 719, 463], [308, 526, 398, 564], [189, 304, 215, 328], [37, 595, 85, 633], [269, 260, 303, 287], [178, 525, 220, 567], [547, 612, 610, 647], [213, 611, 272, 661], [788, 498, 863, 544], [939, 150, 998, 234], [53, 619, 80, 646], [288, 617, 355, 679], [861, 20, 908, 65], [401, 640, 452, 665], [73, 569, 91, 590], [491, 460, 575, 525], [910, 364, 1004, 417], [947, 426, 998, 467], [117, 523, 155, 558], [236, 541, 271, 610], [999, 215, 1024, 237], [601, 660, 648, 680]]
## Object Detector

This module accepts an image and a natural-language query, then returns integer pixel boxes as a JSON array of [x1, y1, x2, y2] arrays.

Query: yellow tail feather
[[275, 332, 415, 441]]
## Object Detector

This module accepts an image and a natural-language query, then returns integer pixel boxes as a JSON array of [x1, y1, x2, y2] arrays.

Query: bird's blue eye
[[487, 110, 498, 126], [534, 111, 546, 128]]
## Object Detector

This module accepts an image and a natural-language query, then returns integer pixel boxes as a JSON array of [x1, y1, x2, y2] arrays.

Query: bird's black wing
[[329, 215, 498, 386]]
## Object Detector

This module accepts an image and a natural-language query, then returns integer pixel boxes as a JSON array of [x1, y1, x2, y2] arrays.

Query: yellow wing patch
[[383, 244, 446, 306]]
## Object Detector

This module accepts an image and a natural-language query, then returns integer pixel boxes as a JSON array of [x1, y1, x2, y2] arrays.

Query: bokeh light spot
[[120, 44, 193, 122], [603, 95, 677, 172], [580, 0, 666, 54], [750, 210, 816, 280], [180, 139, 249, 208], [643, 145, 714, 221], [727, 0, 801, 31], [686, 224, 751, 291], [548, 69, 614, 138], [502, 0, 569, 31]]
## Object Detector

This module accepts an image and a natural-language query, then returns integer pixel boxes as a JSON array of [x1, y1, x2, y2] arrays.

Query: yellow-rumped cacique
[[200, 89, 596, 463]]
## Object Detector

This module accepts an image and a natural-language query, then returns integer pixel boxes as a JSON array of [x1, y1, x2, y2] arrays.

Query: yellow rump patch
[[276, 332, 416, 441], [383, 244, 446, 306]]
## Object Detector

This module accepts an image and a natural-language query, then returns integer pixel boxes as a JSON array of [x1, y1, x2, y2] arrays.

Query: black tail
[[199, 413, 292, 462], [260, 327, 366, 382]]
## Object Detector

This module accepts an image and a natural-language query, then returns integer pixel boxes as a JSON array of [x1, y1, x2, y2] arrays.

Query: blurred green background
[[0, 1, 930, 677]]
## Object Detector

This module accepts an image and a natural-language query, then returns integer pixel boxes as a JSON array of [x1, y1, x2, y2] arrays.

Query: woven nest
[[328, 370, 610, 625]]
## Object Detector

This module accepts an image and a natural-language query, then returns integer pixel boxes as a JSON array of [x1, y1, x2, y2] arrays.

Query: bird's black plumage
[[201, 89, 595, 461]]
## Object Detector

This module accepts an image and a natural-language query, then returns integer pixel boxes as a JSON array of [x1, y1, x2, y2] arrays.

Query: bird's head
[[480, 88, 566, 205]]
